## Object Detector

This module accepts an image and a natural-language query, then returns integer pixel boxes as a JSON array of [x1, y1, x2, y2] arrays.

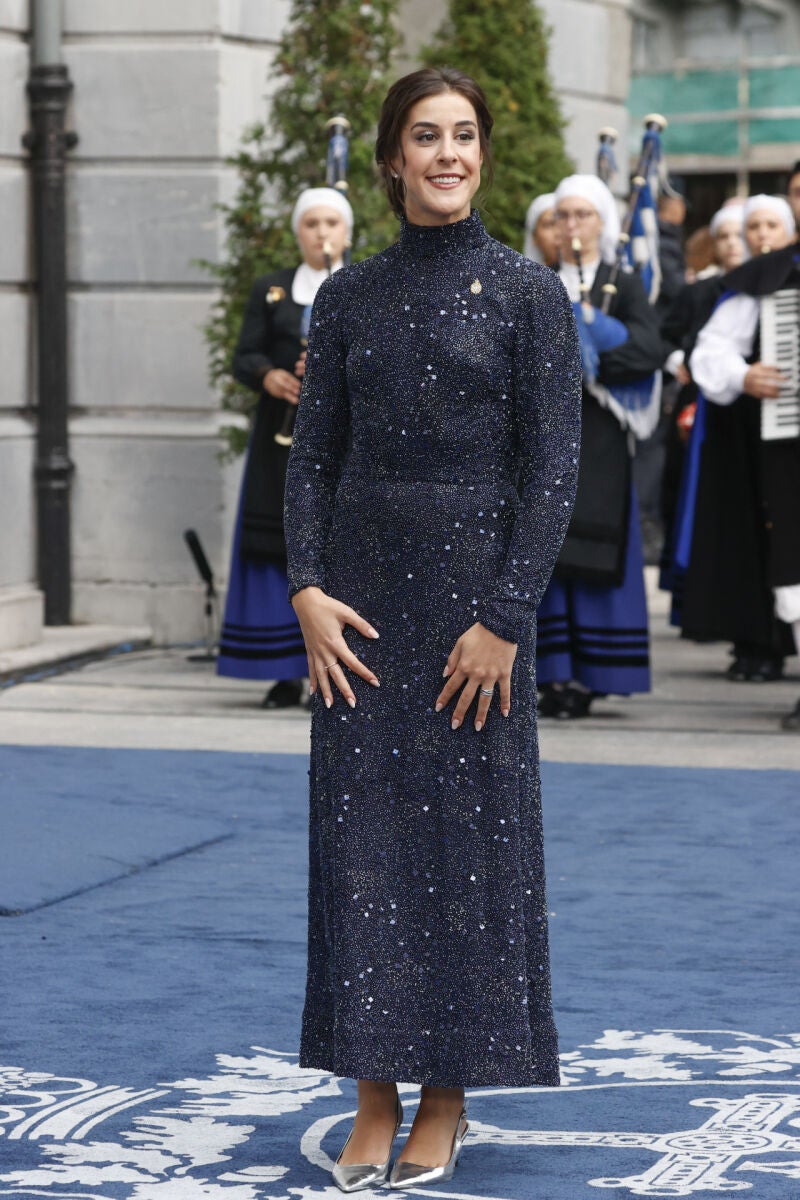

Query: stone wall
[[0, 1, 290, 646], [63, 1, 291, 641], [540, 0, 632, 185]]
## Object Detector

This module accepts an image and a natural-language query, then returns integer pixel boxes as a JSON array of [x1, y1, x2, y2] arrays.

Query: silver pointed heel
[[389, 1106, 469, 1189], [332, 1095, 404, 1193]]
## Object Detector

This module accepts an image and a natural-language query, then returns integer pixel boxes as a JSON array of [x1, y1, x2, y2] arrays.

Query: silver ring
[[325, 661, 337, 671], [479, 686, 494, 696]]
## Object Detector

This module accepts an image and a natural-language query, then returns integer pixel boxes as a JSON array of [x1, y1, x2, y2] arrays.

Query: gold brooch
[[470, 279, 482, 295], [266, 286, 286, 304]]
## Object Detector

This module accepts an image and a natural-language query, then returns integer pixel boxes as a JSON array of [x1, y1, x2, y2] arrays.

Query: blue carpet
[[0, 746, 798, 1199]]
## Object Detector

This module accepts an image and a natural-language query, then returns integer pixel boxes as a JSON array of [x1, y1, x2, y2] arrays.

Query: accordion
[[760, 288, 800, 440]]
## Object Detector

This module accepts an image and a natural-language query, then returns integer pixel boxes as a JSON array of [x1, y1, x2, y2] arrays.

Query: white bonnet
[[523, 193, 556, 261], [742, 194, 795, 239], [291, 187, 354, 236], [554, 174, 621, 264], [709, 202, 744, 238]]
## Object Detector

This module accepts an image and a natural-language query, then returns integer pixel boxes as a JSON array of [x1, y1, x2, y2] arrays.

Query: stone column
[[63, 0, 285, 642]]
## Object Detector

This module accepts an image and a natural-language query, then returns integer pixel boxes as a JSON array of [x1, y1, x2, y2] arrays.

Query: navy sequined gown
[[285, 210, 581, 1088]]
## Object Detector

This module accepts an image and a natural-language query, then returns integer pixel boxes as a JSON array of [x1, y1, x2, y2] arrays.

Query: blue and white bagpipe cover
[[627, 133, 663, 305], [573, 295, 662, 443]]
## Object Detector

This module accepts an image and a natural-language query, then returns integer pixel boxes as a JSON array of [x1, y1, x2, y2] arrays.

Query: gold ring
[[325, 661, 337, 670]]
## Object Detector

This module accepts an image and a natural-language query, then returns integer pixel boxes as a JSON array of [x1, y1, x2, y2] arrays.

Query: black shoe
[[781, 699, 800, 731], [537, 684, 564, 717], [538, 684, 594, 720], [558, 685, 594, 719], [262, 679, 304, 709], [746, 657, 784, 683], [726, 655, 752, 682]]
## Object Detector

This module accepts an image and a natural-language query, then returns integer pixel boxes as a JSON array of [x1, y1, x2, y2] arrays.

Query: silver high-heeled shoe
[[388, 1106, 469, 1189], [332, 1094, 404, 1193]]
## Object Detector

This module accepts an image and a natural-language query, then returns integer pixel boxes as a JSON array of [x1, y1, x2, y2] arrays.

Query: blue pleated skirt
[[217, 455, 307, 682], [536, 490, 651, 695]]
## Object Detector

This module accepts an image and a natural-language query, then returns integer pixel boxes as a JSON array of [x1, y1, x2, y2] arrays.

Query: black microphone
[[183, 529, 216, 596]]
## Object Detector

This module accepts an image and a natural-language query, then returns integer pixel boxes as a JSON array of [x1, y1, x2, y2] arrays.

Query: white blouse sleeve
[[689, 293, 759, 406]]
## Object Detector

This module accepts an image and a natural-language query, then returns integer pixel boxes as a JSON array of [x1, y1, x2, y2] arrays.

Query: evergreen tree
[[421, 0, 572, 250], [202, 0, 400, 454]]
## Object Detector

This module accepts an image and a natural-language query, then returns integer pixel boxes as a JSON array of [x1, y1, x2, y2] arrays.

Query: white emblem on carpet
[[1, 1030, 799, 1198]]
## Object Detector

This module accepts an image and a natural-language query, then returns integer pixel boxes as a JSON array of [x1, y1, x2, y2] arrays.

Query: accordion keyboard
[[760, 287, 800, 440]]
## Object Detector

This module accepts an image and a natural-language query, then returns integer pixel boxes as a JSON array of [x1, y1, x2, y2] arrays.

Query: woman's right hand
[[263, 367, 301, 404], [291, 586, 380, 707]]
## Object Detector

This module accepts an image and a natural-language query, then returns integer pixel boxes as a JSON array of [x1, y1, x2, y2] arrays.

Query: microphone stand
[[183, 529, 219, 662]]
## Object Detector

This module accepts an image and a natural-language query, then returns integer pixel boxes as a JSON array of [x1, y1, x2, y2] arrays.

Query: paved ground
[[2, 607, 798, 1199], [1, 611, 798, 768]]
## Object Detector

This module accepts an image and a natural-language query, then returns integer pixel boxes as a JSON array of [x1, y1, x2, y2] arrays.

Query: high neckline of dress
[[399, 208, 487, 257]]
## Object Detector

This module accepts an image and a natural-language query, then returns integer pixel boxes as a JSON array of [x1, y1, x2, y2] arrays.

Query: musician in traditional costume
[[659, 203, 745, 598], [662, 202, 745, 369], [217, 188, 353, 706], [536, 175, 666, 718], [681, 194, 798, 685], [523, 193, 559, 267]]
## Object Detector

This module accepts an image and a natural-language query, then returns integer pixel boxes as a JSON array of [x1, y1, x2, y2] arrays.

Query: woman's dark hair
[[375, 67, 494, 219]]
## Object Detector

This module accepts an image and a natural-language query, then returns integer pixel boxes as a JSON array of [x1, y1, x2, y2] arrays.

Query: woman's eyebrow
[[409, 120, 477, 130]]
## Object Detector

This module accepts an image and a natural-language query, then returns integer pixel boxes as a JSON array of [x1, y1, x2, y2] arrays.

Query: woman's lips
[[427, 175, 465, 190]]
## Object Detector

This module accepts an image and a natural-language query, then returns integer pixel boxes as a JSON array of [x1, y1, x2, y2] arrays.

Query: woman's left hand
[[294, 350, 307, 378], [435, 623, 517, 731]]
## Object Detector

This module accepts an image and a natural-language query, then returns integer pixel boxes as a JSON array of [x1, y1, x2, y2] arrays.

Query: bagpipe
[[601, 113, 668, 313], [596, 126, 619, 190], [274, 114, 351, 447], [569, 114, 671, 440], [325, 114, 352, 267]]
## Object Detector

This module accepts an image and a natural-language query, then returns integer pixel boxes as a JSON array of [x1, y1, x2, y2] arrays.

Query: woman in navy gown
[[217, 188, 352, 707], [284, 68, 581, 1192]]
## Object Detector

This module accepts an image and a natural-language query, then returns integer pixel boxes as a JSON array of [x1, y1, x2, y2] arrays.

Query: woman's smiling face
[[391, 90, 483, 227]]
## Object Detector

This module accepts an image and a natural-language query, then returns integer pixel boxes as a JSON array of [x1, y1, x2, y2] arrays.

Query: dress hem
[[298, 1050, 561, 1091]]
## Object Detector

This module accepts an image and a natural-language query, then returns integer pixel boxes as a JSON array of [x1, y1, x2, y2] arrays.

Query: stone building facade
[[1, 1, 286, 649]]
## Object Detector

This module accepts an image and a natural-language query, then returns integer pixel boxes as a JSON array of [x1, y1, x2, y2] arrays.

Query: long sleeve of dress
[[232, 277, 277, 391], [477, 269, 582, 644], [284, 273, 351, 599]]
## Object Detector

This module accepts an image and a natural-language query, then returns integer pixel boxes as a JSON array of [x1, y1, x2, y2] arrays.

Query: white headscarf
[[742, 194, 795, 240], [291, 187, 353, 237], [554, 174, 621, 264], [709, 201, 744, 238], [523, 193, 556, 262]]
